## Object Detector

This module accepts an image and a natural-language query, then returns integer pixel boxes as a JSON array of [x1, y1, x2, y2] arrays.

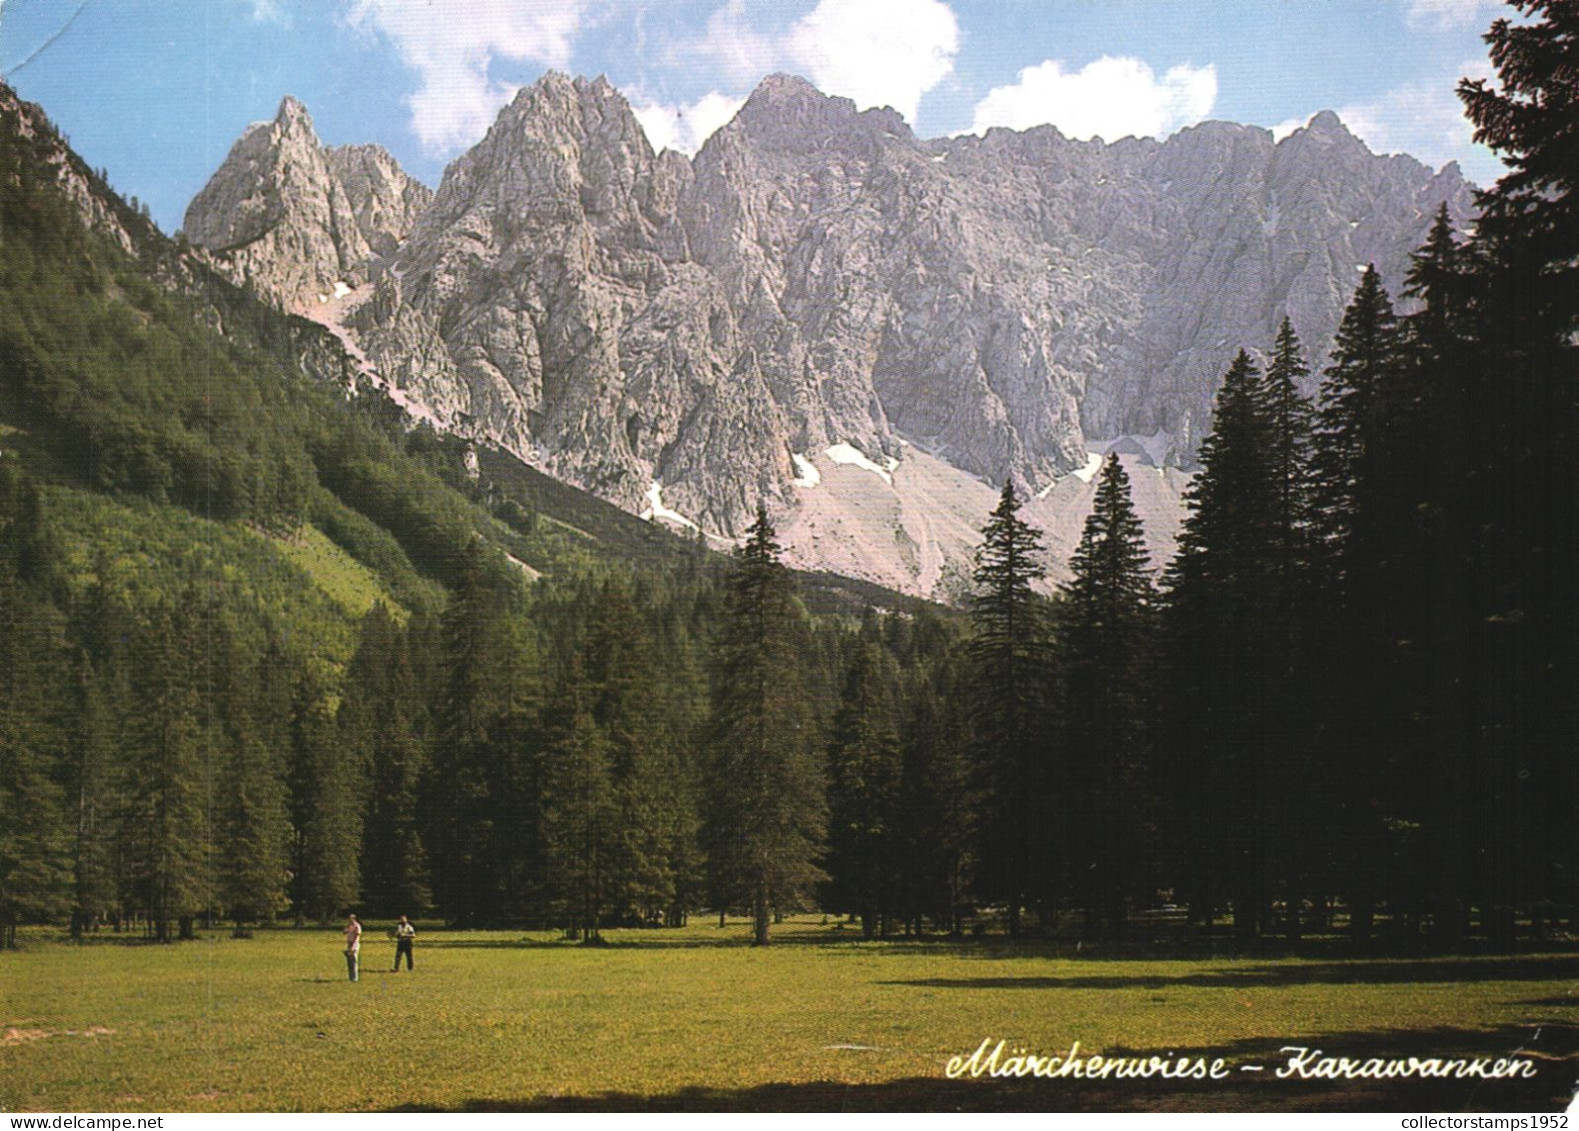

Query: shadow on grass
[[386, 1023, 1579, 1113], [419, 929, 867, 951], [879, 954, 1579, 991], [418, 937, 771, 951]]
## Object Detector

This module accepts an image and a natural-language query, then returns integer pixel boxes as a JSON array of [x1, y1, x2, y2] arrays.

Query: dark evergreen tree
[[426, 540, 538, 925], [1163, 350, 1277, 939], [824, 640, 903, 938], [1310, 267, 1406, 948], [1458, 0, 1579, 936], [0, 591, 74, 948], [541, 667, 617, 942], [0, 467, 72, 947], [1262, 317, 1317, 562], [704, 504, 825, 945], [967, 480, 1052, 936], [1400, 208, 1482, 945], [1259, 319, 1324, 940], [895, 664, 978, 936], [123, 607, 211, 942], [215, 633, 291, 933], [1312, 268, 1402, 550], [69, 657, 122, 935], [1057, 455, 1155, 940], [219, 729, 291, 932], [1459, 0, 1579, 338], [583, 581, 701, 928], [291, 666, 361, 924], [344, 604, 431, 918]]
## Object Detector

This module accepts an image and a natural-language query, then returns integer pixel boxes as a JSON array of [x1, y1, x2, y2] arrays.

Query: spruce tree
[[1058, 455, 1154, 940], [705, 504, 825, 945], [1312, 267, 1402, 550], [0, 584, 74, 948], [1459, 0, 1579, 338], [70, 657, 122, 935], [1163, 350, 1278, 939], [1458, 0, 1579, 933], [344, 604, 431, 918], [1262, 317, 1316, 563], [825, 640, 903, 938], [215, 635, 291, 932], [220, 731, 292, 931], [895, 665, 977, 936], [0, 465, 74, 947], [1401, 209, 1481, 945], [541, 668, 617, 942], [1310, 267, 1406, 947], [1259, 318, 1323, 940], [583, 581, 700, 928], [426, 540, 538, 925], [967, 481, 1051, 936], [291, 667, 362, 924], [123, 607, 211, 943]]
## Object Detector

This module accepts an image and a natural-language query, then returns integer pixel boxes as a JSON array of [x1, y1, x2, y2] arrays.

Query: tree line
[[1, 0, 1573, 949]]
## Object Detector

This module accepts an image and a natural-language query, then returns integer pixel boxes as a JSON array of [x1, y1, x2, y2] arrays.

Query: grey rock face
[[184, 97, 431, 312], [347, 74, 794, 528], [188, 74, 1473, 542]]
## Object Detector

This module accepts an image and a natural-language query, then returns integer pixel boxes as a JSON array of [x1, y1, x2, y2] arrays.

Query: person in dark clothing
[[393, 915, 415, 971]]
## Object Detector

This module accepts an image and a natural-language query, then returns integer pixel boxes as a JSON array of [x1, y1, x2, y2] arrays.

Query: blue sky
[[0, 0, 1510, 234]]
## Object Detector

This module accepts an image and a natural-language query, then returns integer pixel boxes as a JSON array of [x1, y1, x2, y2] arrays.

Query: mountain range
[[181, 72, 1474, 599]]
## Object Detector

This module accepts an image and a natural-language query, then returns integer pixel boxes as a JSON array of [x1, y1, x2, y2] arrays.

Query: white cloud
[[346, 0, 584, 154], [680, 0, 957, 126], [1406, 0, 1502, 31], [785, 0, 959, 125], [1335, 58, 1505, 184], [631, 90, 745, 155], [251, 0, 290, 26], [696, 0, 780, 89], [970, 56, 1217, 142], [1271, 116, 1309, 143]]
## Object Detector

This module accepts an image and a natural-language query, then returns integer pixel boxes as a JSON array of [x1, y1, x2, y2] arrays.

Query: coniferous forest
[[1, 2, 1576, 953]]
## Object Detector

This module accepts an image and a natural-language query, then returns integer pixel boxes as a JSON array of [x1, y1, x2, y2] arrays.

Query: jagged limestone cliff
[[184, 74, 1473, 596]]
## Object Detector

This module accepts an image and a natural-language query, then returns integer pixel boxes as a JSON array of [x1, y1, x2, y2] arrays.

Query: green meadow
[[1, 920, 1574, 1113]]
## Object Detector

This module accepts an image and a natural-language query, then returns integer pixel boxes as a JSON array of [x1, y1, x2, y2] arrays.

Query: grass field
[[1, 919, 1575, 1113]]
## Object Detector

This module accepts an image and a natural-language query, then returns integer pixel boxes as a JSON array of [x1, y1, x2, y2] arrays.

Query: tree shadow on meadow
[[386, 1021, 1579, 1113], [878, 954, 1579, 991], [418, 935, 782, 951]]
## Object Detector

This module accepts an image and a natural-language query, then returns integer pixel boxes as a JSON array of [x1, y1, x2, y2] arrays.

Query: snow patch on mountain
[[826, 442, 895, 485], [640, 481, 699, 531]]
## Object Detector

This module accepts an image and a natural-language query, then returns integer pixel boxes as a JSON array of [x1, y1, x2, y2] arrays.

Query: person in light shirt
[[343, 914, 362, 982]]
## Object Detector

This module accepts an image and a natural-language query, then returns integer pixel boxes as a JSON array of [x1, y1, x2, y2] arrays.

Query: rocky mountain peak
[[273, 94, 315, 135], [1278, 109, 1374, 162], [184, 95, 429, 312], [725, 72, 911, 152], [1305, 109, 1350, 137], [738, 72, 843, 119]]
